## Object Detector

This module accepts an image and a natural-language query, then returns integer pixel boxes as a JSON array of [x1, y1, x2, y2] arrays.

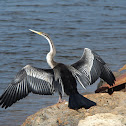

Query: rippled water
[[0, 0, 126, 125]]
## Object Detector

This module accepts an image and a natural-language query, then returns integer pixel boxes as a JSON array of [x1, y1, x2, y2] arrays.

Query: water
[[0, 0, 126, 125]]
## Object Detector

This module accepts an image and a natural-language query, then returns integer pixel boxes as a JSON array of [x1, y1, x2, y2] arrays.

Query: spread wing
[[71, 48, 115, 88], [0, 65, 55, 109]]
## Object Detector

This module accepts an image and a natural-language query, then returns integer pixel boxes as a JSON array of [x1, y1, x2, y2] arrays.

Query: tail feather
[[68, 93, 96, 109]]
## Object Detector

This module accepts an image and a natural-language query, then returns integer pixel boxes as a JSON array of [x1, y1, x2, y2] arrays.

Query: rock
[[95, 72, 126, 93], [22, 92, 126, 126], [78, 113, 126, 126]]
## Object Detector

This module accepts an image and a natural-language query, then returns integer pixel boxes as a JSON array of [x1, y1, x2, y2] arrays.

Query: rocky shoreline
[[21, 91, 126, 126]]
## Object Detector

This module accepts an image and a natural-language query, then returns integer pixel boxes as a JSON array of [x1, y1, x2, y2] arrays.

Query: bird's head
[[29, 29, 57, 68], [29, 29, 50, 40]]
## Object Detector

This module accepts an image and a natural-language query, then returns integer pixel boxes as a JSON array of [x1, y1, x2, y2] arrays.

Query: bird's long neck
[[46, 37, 58, 69]]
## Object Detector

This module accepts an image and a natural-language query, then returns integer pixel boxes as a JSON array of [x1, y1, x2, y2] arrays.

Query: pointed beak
[[29, 29, 43, 35]]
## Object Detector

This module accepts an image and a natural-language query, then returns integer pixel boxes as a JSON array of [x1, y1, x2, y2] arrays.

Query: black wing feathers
[[92, 51, 115, 86], [100, 64, 115, 86], [0, 65, 55, 109], [0, 70, 29, 108]]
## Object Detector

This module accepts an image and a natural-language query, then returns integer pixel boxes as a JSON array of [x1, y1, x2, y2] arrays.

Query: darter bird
[[0, 29, 115, 109]]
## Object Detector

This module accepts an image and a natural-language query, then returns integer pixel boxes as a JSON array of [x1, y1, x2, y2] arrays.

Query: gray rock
[[78, 113, 126, 126], [22, 92, 126, 126]]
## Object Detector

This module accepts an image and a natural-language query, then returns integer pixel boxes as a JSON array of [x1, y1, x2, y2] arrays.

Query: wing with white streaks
[[24, 65, 55, 94], [0, 65, 55, 109], [71, 48, 115, 88], [71, 48, 94, 87]]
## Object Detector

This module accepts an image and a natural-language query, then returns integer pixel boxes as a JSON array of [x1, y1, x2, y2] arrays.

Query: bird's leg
[[57, 93, 65, 103], [58, 95, 63, 103]]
